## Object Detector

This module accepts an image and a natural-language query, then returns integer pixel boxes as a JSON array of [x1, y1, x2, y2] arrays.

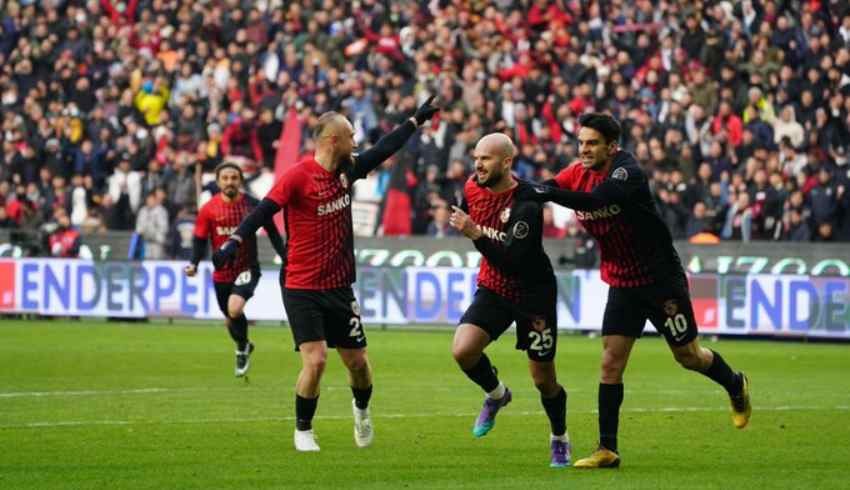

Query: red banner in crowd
[[273, 108, 302, 232]]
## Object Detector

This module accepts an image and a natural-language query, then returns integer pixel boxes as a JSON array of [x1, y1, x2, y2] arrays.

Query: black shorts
[[282, 286, 366, 350], [213, 268, 261, 316], [459, 286, 557, 362], [602, 274, 698, 346]]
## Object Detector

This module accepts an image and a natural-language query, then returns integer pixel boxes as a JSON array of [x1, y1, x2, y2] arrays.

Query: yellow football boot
[[573, 446, 620, 469], [730, 373, 751, 429]]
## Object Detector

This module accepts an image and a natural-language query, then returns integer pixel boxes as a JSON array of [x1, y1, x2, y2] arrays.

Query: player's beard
[[222, 186, 239, 199], [475, 167, 502, 188]]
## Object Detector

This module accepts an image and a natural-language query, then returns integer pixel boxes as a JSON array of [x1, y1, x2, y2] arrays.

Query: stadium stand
[[1, 0, 850, 257]]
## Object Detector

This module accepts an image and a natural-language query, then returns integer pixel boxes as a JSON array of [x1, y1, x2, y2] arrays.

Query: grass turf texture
[[0, 320, 847, 489]]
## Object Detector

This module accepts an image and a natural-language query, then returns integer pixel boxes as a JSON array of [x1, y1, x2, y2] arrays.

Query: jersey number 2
[[349, 317, 363, 339]]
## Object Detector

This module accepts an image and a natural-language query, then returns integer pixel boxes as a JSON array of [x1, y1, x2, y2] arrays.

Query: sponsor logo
[[576, 204, 622, 221], [480, 226, 507, 242], [317, 194, 351, 216], [216, 226, 237, 236]]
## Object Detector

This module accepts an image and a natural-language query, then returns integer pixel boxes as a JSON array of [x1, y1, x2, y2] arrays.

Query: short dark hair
[[214, 162, 243, 180], [578, 113, 621, 144]]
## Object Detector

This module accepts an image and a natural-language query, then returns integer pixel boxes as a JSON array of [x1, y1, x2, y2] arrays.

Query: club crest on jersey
[[532, 316, 546, 332], [339, 172, 350, 190], [512, 221, 529, 239], [611, 167, 628, 181], [663, 299, 678, 316], [500, 207, 511, 223]]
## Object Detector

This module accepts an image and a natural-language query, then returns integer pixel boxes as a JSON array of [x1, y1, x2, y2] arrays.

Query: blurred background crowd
[[2, 0, 850, 259]]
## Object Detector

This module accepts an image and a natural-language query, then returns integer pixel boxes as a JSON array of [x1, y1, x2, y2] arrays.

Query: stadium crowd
[[2, 0, 850, 258]]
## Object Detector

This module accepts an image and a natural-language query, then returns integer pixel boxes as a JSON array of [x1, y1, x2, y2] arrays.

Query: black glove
[[514, 179, 553, 203], [413, 95, 440, 126], [212, 237, 240, 269]]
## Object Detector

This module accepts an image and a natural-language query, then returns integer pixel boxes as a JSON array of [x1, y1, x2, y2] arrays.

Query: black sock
[[295, 394, 319, 431], [352, 385, 373, 410], [599, 383, 624, 453], [541, 386, 567, 437], [228, 314, 248, 351], [703, 350, 741, 396], [461, 354, 500, 393]]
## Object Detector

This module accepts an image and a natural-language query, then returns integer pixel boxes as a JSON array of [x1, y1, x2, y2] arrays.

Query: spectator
[[723, 192, 753, 241], [773, 105, 805, 148], [426, 204, 457, 238], [46, 209, 81, 258], [0, 0, 848, 244], [169, 206, 197, 260], [784, 208, 812, 241], [809, 167, 839, 228], [135, 192, 169, 260], [108, 156, 143, 215], [221, 108, 263, 169], [134, 76, 171, 127], [686, 201, 713, 239]]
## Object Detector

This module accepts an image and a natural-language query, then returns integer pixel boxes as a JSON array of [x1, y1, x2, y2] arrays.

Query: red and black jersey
[[551, 152, 683, 287], [265, 157, 355, 289], [233, 120, 418, 290], [195, 193, 260, 283], [464, 177, 555, 302]]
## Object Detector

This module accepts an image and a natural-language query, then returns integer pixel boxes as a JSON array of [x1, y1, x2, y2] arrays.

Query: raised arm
[[349, 96, 439, 180]]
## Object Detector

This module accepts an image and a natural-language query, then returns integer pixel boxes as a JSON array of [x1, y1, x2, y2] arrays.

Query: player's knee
[[451, 343, 477, 367], [674, 350, 702, 371], [304, 352, 328, 374], [600, 355, 625, 383], [534, 380, 558, 396], [227, 306, 244, 320], [345, 354, 368, 373]]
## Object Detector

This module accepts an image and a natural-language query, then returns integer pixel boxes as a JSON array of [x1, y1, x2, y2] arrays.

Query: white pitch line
[[0, 387, 206, 398], [1, 406, 847, 430], [0, 386, 729, 399]]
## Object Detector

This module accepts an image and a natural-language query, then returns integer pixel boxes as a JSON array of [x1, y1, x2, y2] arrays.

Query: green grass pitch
[[0, 319, 848, 489]]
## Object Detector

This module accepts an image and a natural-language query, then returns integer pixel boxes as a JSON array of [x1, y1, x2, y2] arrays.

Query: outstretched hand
[[449, 205, 481, 239], [413, 95, 440, 126]]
